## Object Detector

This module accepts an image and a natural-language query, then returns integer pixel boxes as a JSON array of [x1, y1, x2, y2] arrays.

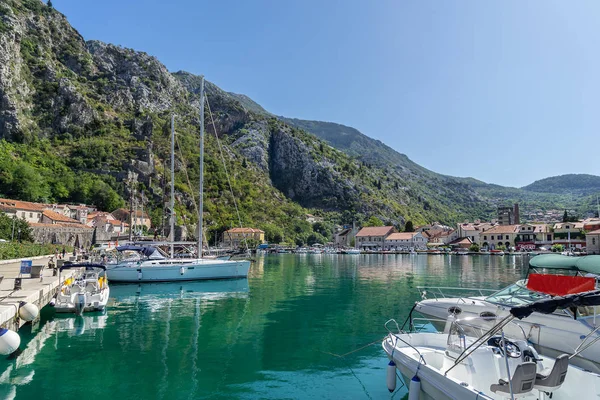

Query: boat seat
[[490, 362, 536, 398], [533, 354, 569, 392]]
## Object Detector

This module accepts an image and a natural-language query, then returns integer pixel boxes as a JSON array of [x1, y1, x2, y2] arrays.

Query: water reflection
[[0, 313, 108, 399], [110, 279, 249, 304], [0, 254, 529, 400]]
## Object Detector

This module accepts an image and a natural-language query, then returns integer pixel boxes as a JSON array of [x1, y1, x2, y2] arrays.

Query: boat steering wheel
[[488, 337, 521, 358]]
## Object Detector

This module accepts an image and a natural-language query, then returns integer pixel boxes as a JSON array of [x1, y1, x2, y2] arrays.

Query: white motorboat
[[54, 263, 110, 315], [105, 245, 250, 283], [343, 248, 361, 255], [414, 254, 600, 372], [383, 291, 600, 399]]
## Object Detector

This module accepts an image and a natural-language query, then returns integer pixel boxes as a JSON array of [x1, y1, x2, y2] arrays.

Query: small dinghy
[[383, 290, 600, 399], [54, 263, 109, 315]]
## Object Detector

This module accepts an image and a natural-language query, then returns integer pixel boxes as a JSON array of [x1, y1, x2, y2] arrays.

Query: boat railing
[[571, 324, 600, 360], [385, 319, 428, 367], [416, 286, 497, 301]]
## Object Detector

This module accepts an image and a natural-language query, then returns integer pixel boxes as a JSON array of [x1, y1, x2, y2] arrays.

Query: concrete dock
[[0, 255, 78, 330]]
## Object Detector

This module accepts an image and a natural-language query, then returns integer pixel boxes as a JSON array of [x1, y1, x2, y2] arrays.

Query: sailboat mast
[[170, 114, 175, 258], [198, 76, 205, 258]]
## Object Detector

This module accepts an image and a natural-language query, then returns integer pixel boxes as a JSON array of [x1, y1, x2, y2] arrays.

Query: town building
[[384, 232, 427, 250], [480, 225, 520, 249], [0, 198, 45, 223], [498, 204, 520, 225], [355, 226, 396, 249], [112, 208, 152, 230], [456, 222, 493, 244], [223, 228, 265, 248], [586, 230, 600, 255], [514, 224, 553, 251], [334, 224, 359, 248], [552, 222, 586, 249]]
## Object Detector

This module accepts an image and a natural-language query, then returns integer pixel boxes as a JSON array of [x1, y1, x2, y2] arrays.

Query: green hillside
[[0, 0, 497, 246]]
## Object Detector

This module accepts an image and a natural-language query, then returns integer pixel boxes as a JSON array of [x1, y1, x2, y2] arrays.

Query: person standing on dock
[[61, 247, 66, 259]]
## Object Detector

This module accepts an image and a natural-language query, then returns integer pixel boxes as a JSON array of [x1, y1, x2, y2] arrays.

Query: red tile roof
[[0, 198, 46, 211], [386, 232, 417, 240], [355, 226, 395, 237], [42, 210, 81, 224], [483, 225, 519, 234], [587, 229, 600, 235]]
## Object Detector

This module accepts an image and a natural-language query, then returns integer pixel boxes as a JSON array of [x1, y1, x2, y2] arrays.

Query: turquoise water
[[0, 254, 528, 400]]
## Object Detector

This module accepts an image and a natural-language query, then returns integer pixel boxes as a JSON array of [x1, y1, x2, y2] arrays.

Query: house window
[[491, 236, 494, 240], [528, 227, 531, 230], [484, 236, 487, 240], [593, 238, 596, 245], [505, 235, 509, 240], [29, 212, 33, 218], [547, 234, 551, 241], [566, 226, 570, 229]]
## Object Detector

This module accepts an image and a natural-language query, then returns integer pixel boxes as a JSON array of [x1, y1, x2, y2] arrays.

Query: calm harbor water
[[0, 254, 529, 400]]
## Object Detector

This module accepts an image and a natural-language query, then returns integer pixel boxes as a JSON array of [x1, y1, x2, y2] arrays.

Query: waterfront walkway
[[0, 255, 77, 330]]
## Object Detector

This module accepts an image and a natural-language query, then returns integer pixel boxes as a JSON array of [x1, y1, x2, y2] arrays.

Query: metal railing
[[416, 286, 497, 301]]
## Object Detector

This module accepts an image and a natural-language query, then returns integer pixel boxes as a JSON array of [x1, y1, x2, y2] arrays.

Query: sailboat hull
[[106, 259, 250, 282]]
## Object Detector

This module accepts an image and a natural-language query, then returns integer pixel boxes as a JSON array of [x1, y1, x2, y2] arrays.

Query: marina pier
[[0, 256, 77, 331]]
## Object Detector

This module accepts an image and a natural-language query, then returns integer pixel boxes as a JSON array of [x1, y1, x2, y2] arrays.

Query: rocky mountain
[[0, 0, 497, 245]]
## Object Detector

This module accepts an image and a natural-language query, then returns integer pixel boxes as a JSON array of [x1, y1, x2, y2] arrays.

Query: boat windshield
[[485, 281, 548, 306], [447, 316, 527, 354]]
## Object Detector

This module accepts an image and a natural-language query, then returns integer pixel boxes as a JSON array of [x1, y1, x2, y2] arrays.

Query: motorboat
[[414, 254, 600, 372], [343, 248, 361, 255], [383, 291, 600, 399], [54, 263, 110, 315], [105, 245, 250, 283]]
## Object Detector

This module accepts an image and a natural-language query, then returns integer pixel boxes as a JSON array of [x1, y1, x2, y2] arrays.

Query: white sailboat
[[106, 76, 250, 283]]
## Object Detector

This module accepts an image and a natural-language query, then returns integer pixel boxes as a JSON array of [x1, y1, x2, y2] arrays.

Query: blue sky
[[55, 0, 599, 187]]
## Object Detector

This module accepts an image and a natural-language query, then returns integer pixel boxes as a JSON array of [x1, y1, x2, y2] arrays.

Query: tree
[[552, 244, 565, 252], [312, 221, 333, 240], [563, 210, 568, 223], [364, 216, 384, 227], [11, 162, 51, 202], [404, 220, 414, 232], [47, 0, 53, 8], [0, 215, 33, 242], [469, 243, 480, 252]]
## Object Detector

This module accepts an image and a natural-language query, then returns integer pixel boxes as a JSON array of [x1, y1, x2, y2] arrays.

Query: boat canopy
[[510, 290, 600, 319], [116, 245, 165, 259], [526, 273, 596, 296], [528, 254, 600, 275], [59, 263, 107, 272]]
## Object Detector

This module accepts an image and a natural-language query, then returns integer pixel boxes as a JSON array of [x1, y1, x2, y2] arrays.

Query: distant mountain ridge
[[522, 174, 600, 195]]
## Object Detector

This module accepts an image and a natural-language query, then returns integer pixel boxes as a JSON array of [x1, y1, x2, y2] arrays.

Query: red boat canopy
[[527, 273, 596, 296]]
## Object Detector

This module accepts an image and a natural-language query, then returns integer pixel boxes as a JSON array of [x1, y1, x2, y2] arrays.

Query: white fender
[[386, 360, 397, 392], [18, 302, 39, 322], [0, 329, 20, 355], [180, 266, 185, 275], [408, 375, 421, 400]]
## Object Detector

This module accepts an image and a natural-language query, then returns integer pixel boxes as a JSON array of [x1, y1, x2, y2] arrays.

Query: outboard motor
[[75, 293, 86, 316]]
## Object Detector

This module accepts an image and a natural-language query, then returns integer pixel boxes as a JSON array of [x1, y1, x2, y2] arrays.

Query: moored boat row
[[383, 254, 600, 398]]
